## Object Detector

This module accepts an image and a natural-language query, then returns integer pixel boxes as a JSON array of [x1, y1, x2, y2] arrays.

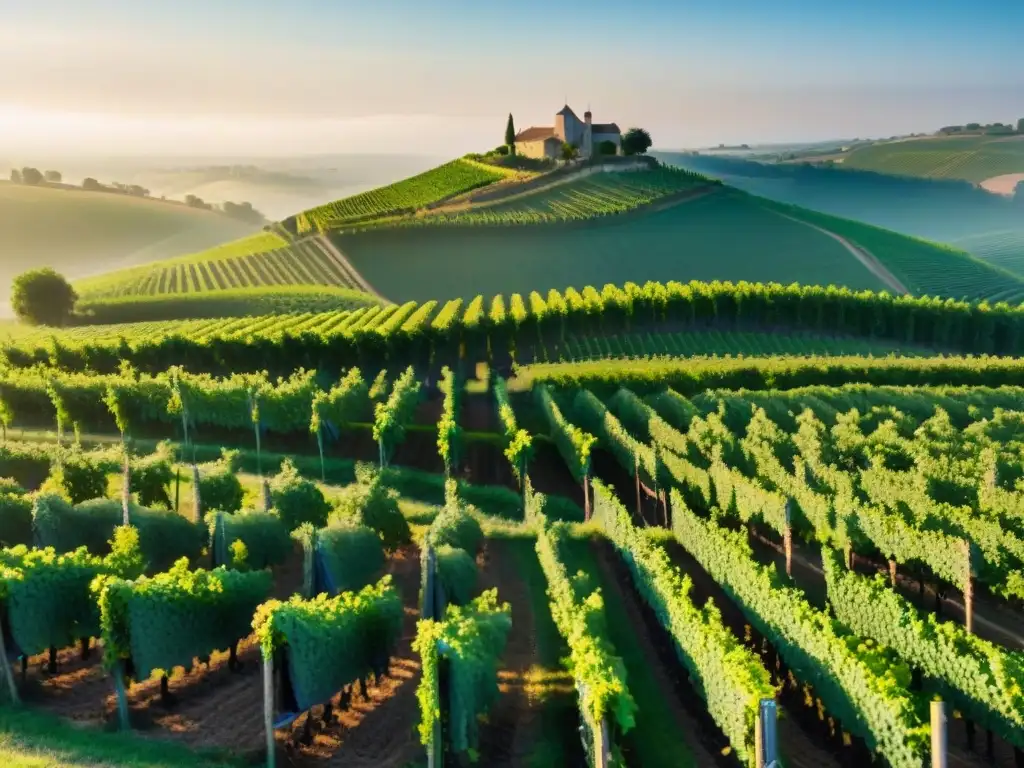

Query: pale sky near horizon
[[2, 0, 1022, 157]]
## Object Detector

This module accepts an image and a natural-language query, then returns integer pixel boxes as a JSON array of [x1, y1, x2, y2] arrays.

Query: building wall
[[555, 112, 584, 145], [518, 138, 561, 159]]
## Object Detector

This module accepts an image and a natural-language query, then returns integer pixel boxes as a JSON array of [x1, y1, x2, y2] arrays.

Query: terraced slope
[[841, 135, 1024, 183], [290, 158, 515, 234], [74, 234, 376, 302], [414, 166, 710, 226]]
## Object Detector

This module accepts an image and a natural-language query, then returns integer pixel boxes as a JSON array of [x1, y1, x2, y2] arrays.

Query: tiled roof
[[515, 126, 557, 142], [591, 123, 621, 135]]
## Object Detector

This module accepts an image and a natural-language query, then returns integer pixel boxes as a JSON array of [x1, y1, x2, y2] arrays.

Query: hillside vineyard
[[9, 148, 1024, 768], [5, 343, 1024, 766]]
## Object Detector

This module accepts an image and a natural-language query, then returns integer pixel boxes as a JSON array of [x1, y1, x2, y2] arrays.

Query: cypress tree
[[505, 113, 516, 154]]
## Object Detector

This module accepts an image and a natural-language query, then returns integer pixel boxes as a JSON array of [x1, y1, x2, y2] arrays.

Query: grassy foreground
[[0, 708, 240, 768]]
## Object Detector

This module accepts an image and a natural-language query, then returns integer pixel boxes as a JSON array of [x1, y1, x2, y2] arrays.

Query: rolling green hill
[[0, 181, 260, 303], [841, 135, 1024, 183], [75, 159, 1021, 318], [337, 186, 890, 301], [756, 198, 1024, 303]]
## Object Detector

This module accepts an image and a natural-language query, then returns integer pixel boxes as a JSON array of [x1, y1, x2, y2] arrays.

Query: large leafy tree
[[11, 268, 77, 326], [621, 128, 653, 156], [504, 113, 516, 155]]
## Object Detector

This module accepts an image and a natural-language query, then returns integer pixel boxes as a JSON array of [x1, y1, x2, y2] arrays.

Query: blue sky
[[2, 0, 1022, 155]]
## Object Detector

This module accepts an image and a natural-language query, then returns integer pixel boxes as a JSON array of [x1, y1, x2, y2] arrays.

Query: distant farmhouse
[[514, 105, 621, 160]]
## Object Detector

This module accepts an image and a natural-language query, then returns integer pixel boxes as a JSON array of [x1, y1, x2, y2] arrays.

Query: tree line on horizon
[[8, 166, 265, 223]]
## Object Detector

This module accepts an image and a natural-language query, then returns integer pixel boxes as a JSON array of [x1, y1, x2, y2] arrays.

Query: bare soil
[[979, 173, 1024, 196], [17, 546, 425, 767], [475, 537, 584, 768]]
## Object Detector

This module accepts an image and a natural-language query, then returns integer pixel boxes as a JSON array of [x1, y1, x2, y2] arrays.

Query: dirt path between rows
[[475, 537, 584, 767], [590, 540, 725, 768], [769, 210, 910, 295]]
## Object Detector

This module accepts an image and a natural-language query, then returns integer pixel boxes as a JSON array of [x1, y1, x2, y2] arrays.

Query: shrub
[[331, 464, 410, 550], [33, 495, 204, 572], [427, 502, 482, 554], [206, 508, 291, 570], [131, 443, 174, 509], [198, 456, 244, 514], [317, 521, 385, 594], [40, 454, 107, 504], [435, 544, 477, 606], [10, 268, 77, 326], [269, 458, 330, 531], [0, 492, 32, 547], [0, 478, 25, 495]]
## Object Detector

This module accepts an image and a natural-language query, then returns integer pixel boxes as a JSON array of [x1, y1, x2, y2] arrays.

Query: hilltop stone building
[[514, 105, 621, 160]]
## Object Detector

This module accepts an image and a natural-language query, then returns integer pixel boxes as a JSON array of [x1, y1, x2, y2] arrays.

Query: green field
[[0, 708, 239, 768], [74, 232, 375, 301], [761, 198, 1024, 303], [337, 188, 888, 301], [290, 157, 514, 233], [841, 135, 1024, 182], [0, 181, 259, 303]]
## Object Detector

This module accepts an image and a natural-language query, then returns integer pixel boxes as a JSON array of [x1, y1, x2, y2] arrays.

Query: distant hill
[[840, 134, 1024, 183], [0, 180, 259, 307], [653, 152, 1024, 279]]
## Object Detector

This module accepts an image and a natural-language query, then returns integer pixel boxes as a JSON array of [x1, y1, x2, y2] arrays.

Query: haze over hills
[[657, 151, 1024, 276]]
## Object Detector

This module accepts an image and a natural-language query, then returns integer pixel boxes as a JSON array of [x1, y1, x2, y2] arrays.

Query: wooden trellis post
[[0, 616, 19, 705], [931, 700, 948, 768], [263, 652, 276, 768], [963, 540, 974, 635], [584, 475, 591, 521], [757, 699, 778, 768], [113, 663, 131, 731], [783, 499, 793, 578]]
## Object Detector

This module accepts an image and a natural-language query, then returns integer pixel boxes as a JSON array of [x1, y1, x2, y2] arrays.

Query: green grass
[[291, 158, 510, 233], [0, 181, 259, 303], [558, 533, 701, 767], [758, 197, 1024, 303], [841, 135, 1024, 182], [484, 536, 582, 767], [337, 187, 886, 302], [0, 707, 241, 768]]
